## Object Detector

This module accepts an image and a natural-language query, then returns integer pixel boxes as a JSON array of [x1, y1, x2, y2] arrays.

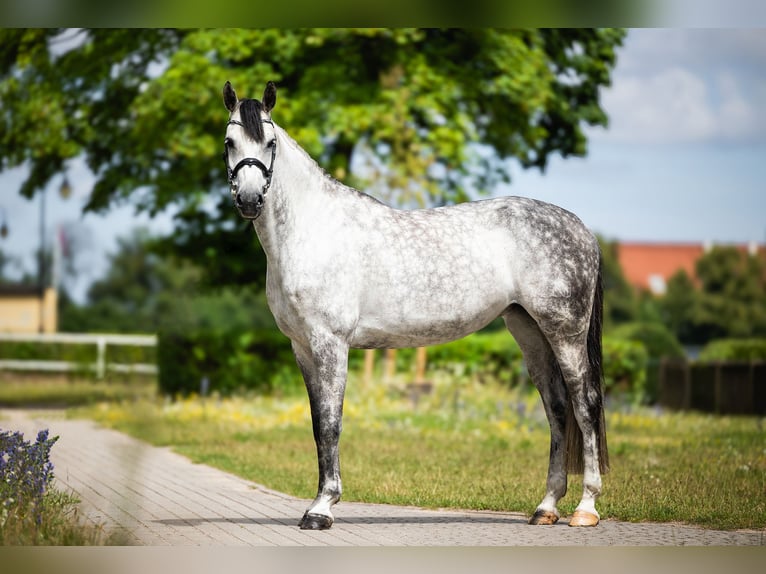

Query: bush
[[1, 429, 57, 532], [0, 429, 114, 544], [157, 328, 300, 396], [698, 338, 766, 362], [609, 322, 684, 404], [349, 331, 525, 385], [610, 321, 685, 359], [602, 336, 649, 401]]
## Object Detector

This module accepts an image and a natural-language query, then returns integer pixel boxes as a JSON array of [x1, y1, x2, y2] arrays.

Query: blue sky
[[1, 28, 765, 301]]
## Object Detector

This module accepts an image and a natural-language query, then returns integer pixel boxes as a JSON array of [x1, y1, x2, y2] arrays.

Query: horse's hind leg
[[504, 305, 569, 525], [548, 334, 607, 527], [291, 336, 349, 530]]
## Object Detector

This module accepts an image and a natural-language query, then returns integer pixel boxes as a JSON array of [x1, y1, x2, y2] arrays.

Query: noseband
[[223, 118, 276, 196]]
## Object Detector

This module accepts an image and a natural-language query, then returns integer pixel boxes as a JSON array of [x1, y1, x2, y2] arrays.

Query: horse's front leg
[[292, 337, 349, 530]]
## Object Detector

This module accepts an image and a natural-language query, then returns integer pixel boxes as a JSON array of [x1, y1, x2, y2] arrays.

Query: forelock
[[237, 98, 266, 142]]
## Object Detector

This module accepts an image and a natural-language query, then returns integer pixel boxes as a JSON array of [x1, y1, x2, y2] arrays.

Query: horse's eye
[[267, 139, 276, 149], [224, 138, 234, 150]]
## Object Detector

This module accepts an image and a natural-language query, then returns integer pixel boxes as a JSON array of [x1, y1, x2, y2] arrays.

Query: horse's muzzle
[[235, 191, 264, 220]]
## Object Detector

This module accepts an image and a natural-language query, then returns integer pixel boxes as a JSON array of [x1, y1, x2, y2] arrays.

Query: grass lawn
[[72, 374, 766, 531], [0, 376, 156, 408]]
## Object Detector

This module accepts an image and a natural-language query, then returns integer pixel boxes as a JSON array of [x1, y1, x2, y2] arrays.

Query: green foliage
[[609, 321, 683, 404], [693, 247, 766, 339], [698, 338, 766, 362], [157, 328, 301, 397], [0, 340, 155, 381], [658, 247, 766, 345], [658, 269, 699, 343], [0, 427, 114, 544], [424, 331, 524, 382], [598, 236, 639, 329], [60, 227, 276, 335], [610, 322, 684, 360], [602, 337, 648, 400], [2, 28, 625, 289], [350, 330, 525, 383]]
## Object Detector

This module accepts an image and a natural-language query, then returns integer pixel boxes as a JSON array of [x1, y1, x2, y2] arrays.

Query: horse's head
[[222, 81, 278, 220]]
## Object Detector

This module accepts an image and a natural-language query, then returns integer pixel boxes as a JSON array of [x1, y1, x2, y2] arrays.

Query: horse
[[221, 81, 609, 530]]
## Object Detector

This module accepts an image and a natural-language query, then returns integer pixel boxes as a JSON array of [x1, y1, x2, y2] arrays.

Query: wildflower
[[0, 428, 59, 528]]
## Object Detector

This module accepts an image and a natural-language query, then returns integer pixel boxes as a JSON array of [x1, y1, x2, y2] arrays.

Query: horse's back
[[349, 195, 598, 348]]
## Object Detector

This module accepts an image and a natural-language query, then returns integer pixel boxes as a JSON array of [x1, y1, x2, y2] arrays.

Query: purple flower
[[1, 428, 59, 527]]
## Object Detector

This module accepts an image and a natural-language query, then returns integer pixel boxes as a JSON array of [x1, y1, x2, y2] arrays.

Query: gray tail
[[565, 254, 610, 475]]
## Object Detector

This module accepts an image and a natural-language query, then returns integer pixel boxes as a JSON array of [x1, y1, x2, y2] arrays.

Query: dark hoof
[[299, 512, 333, 530]]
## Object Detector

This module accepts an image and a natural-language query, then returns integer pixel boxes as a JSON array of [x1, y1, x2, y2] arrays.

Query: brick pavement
[[2, 409, 763, 546]]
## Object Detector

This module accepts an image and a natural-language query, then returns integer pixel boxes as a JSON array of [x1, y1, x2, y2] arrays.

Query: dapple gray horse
[[222, 82, 609, 530]]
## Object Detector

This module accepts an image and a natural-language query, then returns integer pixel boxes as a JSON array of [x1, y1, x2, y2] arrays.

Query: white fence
[[0, 332, 157, 378]]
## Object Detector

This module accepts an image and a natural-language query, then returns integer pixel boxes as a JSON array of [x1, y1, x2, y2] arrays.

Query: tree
[[60, 228, 276, 333], [60, 228, 165, 332], [598, 236, 639, 329], [658, 247, 766, 344], [694, 246, 766, 340], [659, 269, 699, 344], [1, 28, 625, 288]]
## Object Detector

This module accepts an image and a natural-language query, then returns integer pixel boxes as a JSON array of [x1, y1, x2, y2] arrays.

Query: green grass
[[73, 374, 766, 531], [0, 489, 126, 545], [0, 376, 156, 408]]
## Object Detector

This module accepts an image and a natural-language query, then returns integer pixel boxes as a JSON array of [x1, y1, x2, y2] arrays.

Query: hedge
[[158, 327, 648, 399], [698, 338, 766, 362], [610, 322, 684, 360], [609, 321, 684, 403], [157, 328, 300, 396]]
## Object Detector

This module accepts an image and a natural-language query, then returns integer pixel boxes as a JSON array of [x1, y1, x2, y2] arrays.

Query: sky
[[1, 28, 765, 302]]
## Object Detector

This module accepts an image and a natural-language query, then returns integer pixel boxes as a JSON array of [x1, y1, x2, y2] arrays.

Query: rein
[[223, 118, 276, 196]]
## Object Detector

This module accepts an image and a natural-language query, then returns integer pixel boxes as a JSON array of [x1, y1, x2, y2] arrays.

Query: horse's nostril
[[235, 193, 244, 207]]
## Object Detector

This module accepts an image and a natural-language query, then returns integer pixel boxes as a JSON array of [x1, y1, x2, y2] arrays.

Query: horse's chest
[[264, 261, 357, 343]]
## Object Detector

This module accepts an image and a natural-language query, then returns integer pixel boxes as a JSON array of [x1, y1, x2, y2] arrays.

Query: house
[[0, 285, 58, 333], [617, 241, 765, 295]]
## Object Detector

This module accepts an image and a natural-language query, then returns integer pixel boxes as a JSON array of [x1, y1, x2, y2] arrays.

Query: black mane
[[238, 98, 266, 142]]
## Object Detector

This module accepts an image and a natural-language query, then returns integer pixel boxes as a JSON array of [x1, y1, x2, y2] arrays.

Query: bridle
[[223, 118, 276, 196]]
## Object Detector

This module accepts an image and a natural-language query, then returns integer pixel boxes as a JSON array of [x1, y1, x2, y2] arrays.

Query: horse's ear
[[223, 81, 238, 112], [263, 81, 277, 113]]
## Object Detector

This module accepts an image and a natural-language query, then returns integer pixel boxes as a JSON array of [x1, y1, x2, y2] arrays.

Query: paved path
[[2, 409, 763, 546]]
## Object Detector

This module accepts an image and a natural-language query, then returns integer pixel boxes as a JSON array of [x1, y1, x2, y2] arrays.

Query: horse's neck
[[252, 130, 348, 259]]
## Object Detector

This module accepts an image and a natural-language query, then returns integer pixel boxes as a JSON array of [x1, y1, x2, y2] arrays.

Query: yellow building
[[0, 286, 58, 333]]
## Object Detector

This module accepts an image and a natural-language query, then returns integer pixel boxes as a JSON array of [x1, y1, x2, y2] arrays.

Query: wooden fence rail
[[0, 332, 157, 378]]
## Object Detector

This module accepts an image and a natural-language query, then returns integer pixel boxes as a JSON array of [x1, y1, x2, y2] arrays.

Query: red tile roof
[[617, 243, 704, 292], [616, 242, 765, 294]]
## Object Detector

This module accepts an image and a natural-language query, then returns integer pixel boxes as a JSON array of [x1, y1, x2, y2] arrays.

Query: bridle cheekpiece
[[223, 117, 276, 196]]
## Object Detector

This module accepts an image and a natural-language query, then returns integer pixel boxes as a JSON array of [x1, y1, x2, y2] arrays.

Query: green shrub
[[698, 338, 766, 362], [349, 331, 524, 384], [609, 321, 684, 403], [602, 336, 648, 401], [610, 321, 685, 359], [157, 328, 299, 396], [421, 331, 524, 383]]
